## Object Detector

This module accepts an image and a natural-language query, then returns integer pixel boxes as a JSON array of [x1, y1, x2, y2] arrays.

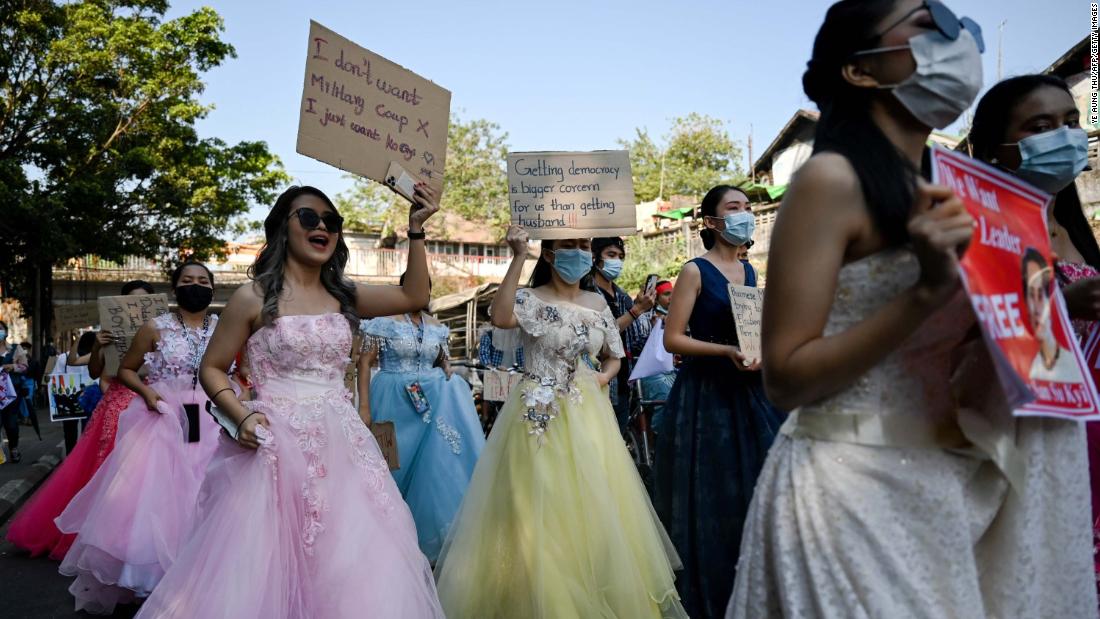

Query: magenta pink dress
[[1057, 261, 1100, 593], [135, 313, 443, 619], [55, 313, 220, 615], [6, 379, 136, 560]]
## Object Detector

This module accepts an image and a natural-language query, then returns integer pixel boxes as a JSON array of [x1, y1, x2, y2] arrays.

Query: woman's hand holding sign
[[909, 181, 975, 307]]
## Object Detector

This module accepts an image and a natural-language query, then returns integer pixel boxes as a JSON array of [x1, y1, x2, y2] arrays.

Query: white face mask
[[863, 29, 983, 129]]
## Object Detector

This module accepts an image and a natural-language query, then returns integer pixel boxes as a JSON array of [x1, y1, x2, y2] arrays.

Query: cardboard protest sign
[[728, 285, 763, 363], [48, 373, 94, 422], [371, 421, 399, 470], [297, 20, 450, 196], [507, 151, 636, 239], [931, 144, 1100, 419], [98, 294, 170, 376], [483, 368, 523, 402], [54, 302, 100, 331]]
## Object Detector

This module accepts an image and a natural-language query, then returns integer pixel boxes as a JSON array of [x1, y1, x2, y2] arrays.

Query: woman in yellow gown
[[434, 226, 686, 618]]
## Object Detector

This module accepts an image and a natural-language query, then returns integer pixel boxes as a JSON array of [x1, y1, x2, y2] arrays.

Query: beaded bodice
[[246, 313, 352, 389], [144, 313, 217, 384], [360, 316, 448, 374], [799, 250, 973, 421]]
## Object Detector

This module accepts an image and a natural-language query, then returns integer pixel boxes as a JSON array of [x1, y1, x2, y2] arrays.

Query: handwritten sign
[[371, 421, 399, 470], [98, 294, 169, 376], [728, 285, 763, 363], [48, 373, 94, 422], [931, 144, 1100, 420], [483, 368, 523, 402], [507, 150, 636, 239], [297, 20, 451, 195], [54, 302, 100, 332]]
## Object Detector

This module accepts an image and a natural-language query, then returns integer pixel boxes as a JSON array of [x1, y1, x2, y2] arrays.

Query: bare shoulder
[[579, 290, 608, 312], [786, 154, 864, 213]]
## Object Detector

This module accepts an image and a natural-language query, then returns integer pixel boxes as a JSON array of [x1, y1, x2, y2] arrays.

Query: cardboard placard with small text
[[508, 150, 636, 239], [297, 20, 450, 196], [371, 421, 399, 470], [727, 285, 763, 363], [98, 294, 170, 376], [54, 301, 100, 332], [483, 368, 523, 402]]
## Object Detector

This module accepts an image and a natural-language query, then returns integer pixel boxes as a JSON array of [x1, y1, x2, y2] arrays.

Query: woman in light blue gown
[[358, 300, 485, 563]]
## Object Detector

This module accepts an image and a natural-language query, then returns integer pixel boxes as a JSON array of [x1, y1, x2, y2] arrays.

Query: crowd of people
[[0, 0, 1098, 617]]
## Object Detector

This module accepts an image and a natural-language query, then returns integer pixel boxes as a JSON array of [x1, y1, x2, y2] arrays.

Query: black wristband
[[408, 230, 426, 240]]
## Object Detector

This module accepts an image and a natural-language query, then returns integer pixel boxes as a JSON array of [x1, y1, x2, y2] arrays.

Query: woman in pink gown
[[6, 280, 154, 560], [56, 264, 224, 614], [135, 184, 444, 618]]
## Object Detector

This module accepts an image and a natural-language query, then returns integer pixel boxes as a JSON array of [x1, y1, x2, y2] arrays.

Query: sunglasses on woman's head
[[860, 1, 984, 54], [290, 207, 343, 233]]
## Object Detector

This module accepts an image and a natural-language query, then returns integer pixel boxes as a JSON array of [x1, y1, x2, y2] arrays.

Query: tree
[[337, 114, 510, 237], [619, 234, 690, 294], [619, 113, 745, 203], [0, 0, 288, 351]]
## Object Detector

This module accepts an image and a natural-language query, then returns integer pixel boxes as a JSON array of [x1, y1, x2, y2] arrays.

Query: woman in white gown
[[728, 1, 1097, 617]]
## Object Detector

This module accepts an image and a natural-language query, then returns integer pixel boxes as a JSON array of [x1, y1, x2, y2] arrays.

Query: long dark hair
[[970, 75, 1100, 272], [698, 185, 748, 250], [528, 239, 594, 289], [804, 0, 917, 246], [170, 261, 214, 289], [248, 186, 358, 327]]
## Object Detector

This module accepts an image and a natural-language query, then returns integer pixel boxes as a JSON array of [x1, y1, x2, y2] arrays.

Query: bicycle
[[624, 379, 663, 488]]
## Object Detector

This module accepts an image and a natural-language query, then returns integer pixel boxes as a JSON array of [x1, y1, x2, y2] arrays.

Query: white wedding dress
[[728, 250, 1097, 619]]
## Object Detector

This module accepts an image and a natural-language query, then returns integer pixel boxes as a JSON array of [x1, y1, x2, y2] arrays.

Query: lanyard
[[404, 313, 426, 376], [175, 312, 211, 393]]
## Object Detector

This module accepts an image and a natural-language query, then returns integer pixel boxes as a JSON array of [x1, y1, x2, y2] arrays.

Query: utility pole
[[658, 150, 666, 201], [749, 124, 755, 184], [997, 20, 1007, 81]]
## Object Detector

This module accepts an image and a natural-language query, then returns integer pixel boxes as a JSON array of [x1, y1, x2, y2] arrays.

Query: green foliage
[[337, 114, 510, 236], [0, 0, 288, 330], [620, 113, 746, 203], [618, 234, 690, 294]]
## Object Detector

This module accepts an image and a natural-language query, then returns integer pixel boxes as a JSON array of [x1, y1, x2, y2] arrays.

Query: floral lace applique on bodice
[[247, 313, 351, 388], [513, 289, 624, 439], [359, 317, 449, 374], [143, 313, 217, 384], [799, 250, 973, 423], [1057, 261, 1100, 340], [244, 313, 394, 555]]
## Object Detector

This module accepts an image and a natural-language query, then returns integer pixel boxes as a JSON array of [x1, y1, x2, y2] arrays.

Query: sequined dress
[[359, 315, 486, 562], [6, 379, 137, 560], [727, 250, 1097, 618], [434, 289, 687, 618], [56, 313, 221, 614], [135, 313, 444, 618]]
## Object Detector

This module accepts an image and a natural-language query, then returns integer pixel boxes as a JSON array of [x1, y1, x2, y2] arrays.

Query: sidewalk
[[0, 402, 67, 524]]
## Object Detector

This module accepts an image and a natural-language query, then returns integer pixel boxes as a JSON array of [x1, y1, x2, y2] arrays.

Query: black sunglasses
[[866, 1, 984, 54], [290, 207, 343, 233]]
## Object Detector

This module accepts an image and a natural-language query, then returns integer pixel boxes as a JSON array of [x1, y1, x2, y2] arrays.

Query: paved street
[[0, 405, 139, 618]]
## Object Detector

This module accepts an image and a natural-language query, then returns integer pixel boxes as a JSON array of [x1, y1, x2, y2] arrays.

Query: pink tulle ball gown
[[55, 313, 220, 615], [6, 379, 136, 559], [135, 313, 443, 619]]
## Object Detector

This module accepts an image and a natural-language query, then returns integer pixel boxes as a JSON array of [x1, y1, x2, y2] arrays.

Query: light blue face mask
[[599, 258, 623, 280], [1011, 126, 1089, 194], [719, 211, 755, 246], [551, 248, 593, 284]]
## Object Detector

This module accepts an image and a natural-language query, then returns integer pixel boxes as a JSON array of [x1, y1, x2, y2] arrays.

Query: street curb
[[0, 442, 64, 525]]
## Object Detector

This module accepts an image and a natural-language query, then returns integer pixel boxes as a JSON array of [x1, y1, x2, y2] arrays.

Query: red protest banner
[[931, 144, 1100, 419]]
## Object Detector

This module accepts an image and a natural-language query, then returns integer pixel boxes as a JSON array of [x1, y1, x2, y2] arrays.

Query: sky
[[166, 0, 1090, 222]]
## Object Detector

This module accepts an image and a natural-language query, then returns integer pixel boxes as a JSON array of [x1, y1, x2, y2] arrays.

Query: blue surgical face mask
[[1010, 126, 1089, 194], [719, 211, 755, 246], [551, 248, 593, 284], [600, 258, 623, 280]]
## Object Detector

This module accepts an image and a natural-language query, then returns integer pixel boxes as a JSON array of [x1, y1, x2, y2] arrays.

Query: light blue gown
[[360, 315, 485, 562]]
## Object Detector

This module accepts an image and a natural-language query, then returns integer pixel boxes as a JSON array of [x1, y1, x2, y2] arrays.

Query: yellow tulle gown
[[434, 289, 686, 618]]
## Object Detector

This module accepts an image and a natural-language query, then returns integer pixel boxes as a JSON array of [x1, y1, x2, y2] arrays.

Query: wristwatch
[[408, 230, 426, 240]]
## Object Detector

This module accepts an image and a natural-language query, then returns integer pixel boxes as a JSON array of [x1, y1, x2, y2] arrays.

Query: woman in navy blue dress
[[653, 185, 784, 619]]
